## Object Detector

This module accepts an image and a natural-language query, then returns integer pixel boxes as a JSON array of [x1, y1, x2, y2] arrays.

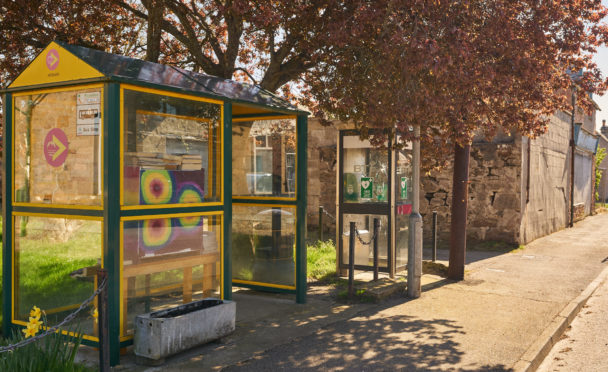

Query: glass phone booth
[[337, 131, 413, 277]]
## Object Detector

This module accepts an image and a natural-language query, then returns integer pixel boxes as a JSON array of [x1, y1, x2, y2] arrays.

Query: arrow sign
[[46, 49, 60, 71], [44, 128, 69, 167]]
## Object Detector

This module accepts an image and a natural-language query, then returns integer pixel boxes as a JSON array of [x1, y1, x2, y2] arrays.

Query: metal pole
[[373, 218, 379, 281], [348, 221, 355, 297], [432, 211, 437, 262], [408, 125, 423, 298], [97, 269, 110, 372], [319, 206, 324, 241], [448, 143, 470, 280], [570, 87, 576, 227]]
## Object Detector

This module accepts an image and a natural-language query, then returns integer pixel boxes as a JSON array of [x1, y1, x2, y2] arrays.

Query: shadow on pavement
[[223, 314, 512, 372]]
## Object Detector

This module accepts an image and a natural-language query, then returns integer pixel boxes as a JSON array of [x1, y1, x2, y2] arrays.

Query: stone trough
[[134, 298, 236, 365]]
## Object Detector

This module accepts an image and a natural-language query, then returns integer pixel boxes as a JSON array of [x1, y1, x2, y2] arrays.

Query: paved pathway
[[537, 274, 608, 372], [114, 213, 608, 371]]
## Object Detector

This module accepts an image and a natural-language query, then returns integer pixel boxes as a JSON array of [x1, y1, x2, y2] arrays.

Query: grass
[[307, 240, 337, 282], [0, 324, 95, 372]]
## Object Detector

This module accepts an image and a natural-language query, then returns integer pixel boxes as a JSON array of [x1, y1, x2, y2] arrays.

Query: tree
[[595, 147, 607, 202], [2, 0, 607, 280], [110, 0, 361, 93], [304, 0, 608, 279], [0, 0, 140, 84]]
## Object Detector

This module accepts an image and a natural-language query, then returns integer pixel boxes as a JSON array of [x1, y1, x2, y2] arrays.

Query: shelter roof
[[5, 41, 304, 115]]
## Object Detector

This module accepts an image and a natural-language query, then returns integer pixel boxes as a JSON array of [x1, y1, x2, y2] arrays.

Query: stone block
[[492, 193, 520, 210]]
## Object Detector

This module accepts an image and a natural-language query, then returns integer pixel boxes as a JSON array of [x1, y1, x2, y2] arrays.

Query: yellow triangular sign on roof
[[9, 42, 104, 89]]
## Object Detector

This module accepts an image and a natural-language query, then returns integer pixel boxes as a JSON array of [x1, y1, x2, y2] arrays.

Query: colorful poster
[[360, 177, 373, 199]]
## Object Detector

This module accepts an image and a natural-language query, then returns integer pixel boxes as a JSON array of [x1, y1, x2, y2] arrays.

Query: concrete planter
[[134, 298, 235, 364]]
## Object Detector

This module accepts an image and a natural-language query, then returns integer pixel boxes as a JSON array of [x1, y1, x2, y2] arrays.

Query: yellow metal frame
[[232, 203, 297, 290], [11, 212, 104, 342], [12, 84, 105, 210], [118, 211, 224, 341], [119, 84, 224, 210], [231, 116, 297, 202]]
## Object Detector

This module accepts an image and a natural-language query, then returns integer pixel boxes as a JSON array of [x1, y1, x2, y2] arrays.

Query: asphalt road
[[537, 275, 608, 372]]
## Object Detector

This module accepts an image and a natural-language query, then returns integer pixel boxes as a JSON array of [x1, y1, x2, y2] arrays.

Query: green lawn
[[307, 240, 337, 281], [7, 218, 101, 331]]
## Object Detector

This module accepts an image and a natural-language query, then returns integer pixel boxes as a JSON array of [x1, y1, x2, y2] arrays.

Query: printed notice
[[76, 92, 101, 136]]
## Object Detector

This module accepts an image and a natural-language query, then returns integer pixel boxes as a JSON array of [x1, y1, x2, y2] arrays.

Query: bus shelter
[[337, 130, 413, 277], [1, 41, 308, 365]]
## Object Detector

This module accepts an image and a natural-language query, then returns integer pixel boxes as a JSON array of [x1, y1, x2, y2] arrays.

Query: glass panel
[[232, 205, 296, 287], [395, 144, 413, 269], [14, 216, 102, 337], [122, 89, 222, 206], [342, 214, 388, 268], [342, 136, 389, 203], [232, 118, 296, 198], [122, 214, 222, 337], [122, 215, 222, 335], [14, 88, 102, 206]]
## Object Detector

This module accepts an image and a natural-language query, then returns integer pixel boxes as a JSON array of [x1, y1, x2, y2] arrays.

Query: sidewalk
[[114, 213, 608, 371]]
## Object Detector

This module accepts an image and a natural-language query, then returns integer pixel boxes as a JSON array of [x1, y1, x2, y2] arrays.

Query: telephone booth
[[1, 41, 308, 365], [337, 130, 413, 277]]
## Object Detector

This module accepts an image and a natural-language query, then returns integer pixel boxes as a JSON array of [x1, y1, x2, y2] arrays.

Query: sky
[[594, 0, 608, 131]]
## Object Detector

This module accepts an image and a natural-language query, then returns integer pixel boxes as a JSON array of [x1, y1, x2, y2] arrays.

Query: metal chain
[[354, 224, 379, 246], [0, 277, 108, 353], [321, 208, 336, 221]]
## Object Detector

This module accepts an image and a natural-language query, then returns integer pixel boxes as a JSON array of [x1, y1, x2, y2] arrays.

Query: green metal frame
[[2, 75, 309, 365], [296, 114, 308, 303], [2, 92, 13, 336], [223, 102, 233, 300], [104, 83, 121, 365]]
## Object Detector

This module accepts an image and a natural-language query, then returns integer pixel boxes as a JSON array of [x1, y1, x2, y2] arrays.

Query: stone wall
[[420, 136, 522, 245], [307, 119, 341, 235]]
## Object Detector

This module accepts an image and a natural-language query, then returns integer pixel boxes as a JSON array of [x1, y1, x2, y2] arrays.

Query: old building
[[307, 104, 598, 246]]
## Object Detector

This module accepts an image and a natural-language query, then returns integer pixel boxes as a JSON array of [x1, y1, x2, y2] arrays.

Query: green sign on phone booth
[[361, 177, 373, 199], [400, 177, 408, 199]]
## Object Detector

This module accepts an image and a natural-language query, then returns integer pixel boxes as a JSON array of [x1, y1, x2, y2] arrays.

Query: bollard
[[373, 218, 380, 281], [432, 211, 438, 262], [97, 269, 110, 372], [319, 206, 324, 241], [348, 222, 355, 297]]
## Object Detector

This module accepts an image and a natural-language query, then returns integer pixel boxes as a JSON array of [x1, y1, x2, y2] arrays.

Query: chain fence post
[[97, 269, 110, 372], [319, 206, 324, 241], [432, 211, 438, 262], [348, 221, 355, 298], [373, 218, 379, 281]]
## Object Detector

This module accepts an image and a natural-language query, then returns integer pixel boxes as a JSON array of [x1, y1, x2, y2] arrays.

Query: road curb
[[512, 264, 608, 372]]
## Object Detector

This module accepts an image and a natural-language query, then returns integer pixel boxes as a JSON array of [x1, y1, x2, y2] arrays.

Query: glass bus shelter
[[337, 130, 413, 277], [1, 41, 308, 365]]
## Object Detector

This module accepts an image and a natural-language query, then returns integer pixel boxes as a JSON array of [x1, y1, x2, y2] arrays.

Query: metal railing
[[0, 269, 110, 371]]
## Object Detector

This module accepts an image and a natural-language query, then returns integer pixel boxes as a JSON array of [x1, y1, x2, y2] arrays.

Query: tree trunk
[[448, 142, 470, 280], [145, 0, 164, 63]]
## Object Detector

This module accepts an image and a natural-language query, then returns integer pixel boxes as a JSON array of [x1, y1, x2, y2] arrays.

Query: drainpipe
[[570, 87, 576, 227], [526, 137, 531, 204]]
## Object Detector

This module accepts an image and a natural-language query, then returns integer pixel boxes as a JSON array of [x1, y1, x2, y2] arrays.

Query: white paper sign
[[76, 91, 101, 136]]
